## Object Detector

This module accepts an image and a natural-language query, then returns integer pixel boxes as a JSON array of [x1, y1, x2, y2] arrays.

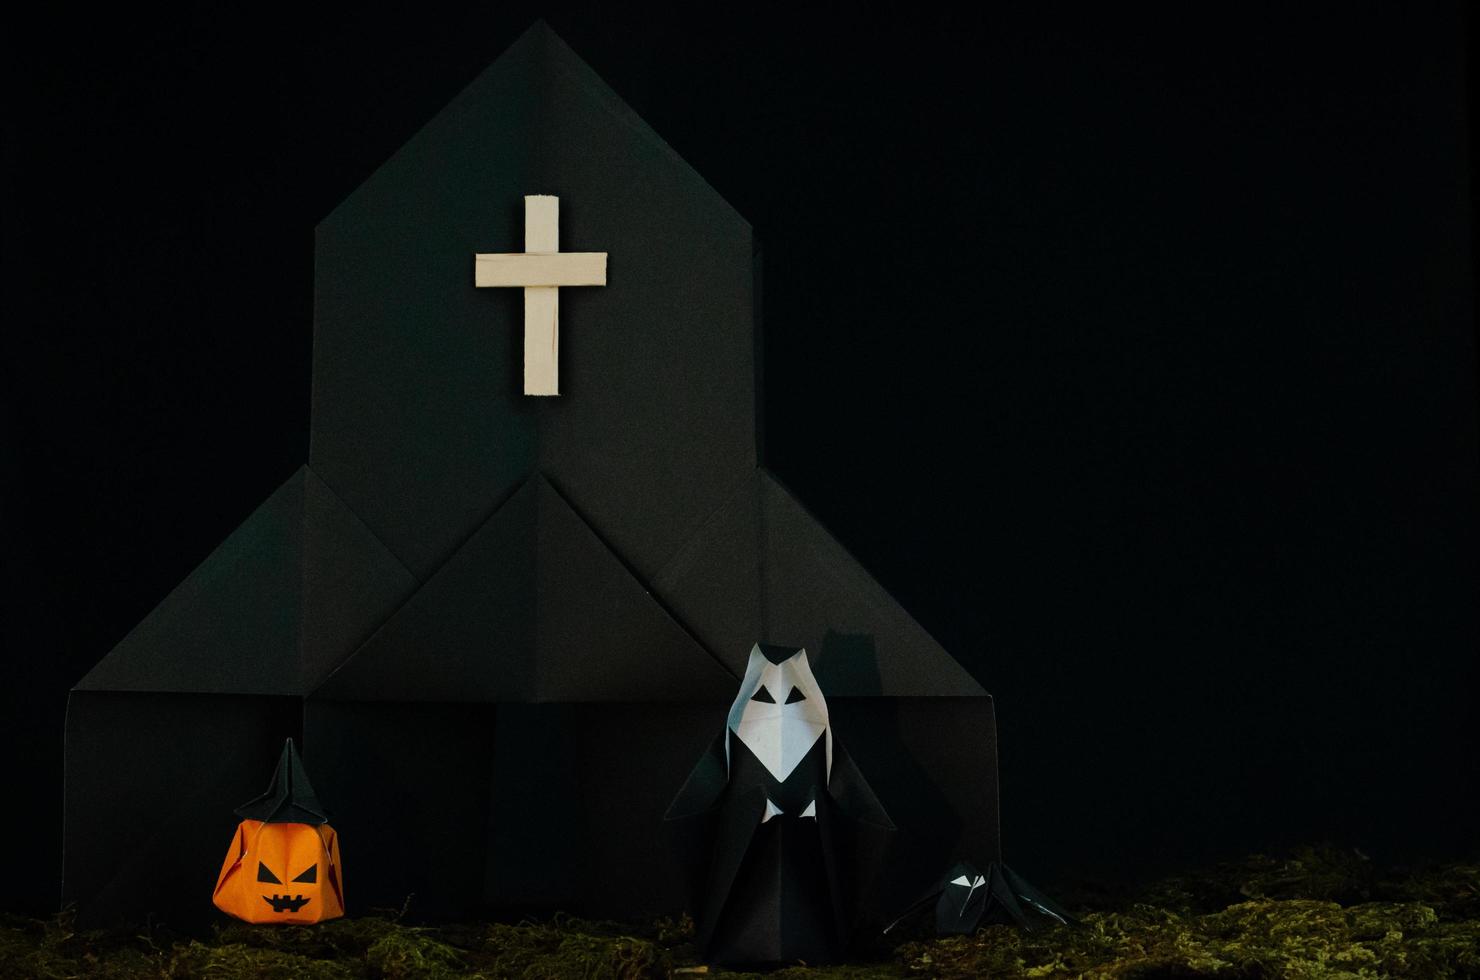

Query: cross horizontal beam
[[474, 252, 607, 287]]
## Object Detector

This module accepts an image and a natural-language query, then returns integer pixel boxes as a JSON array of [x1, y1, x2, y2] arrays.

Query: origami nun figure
[[665, 643, 893, 964], [212, 739, 345, 924]]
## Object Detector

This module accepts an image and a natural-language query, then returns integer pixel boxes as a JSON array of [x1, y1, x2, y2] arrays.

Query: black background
[[3, 3, 1475, 915]]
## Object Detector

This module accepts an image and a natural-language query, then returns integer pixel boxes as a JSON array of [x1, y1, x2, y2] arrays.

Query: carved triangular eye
[[784, 686, 806, 703], [950, 875, 972, 886], [257, 862, 282, 884], [750, 687, 776, 703], [293, 864, 317, 884]]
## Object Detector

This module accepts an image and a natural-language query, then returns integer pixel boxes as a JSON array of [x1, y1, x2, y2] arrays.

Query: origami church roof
[[76, 22, 983, 705]]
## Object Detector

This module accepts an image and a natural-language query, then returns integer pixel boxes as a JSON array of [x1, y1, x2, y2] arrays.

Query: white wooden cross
[[474, 195, 607, 396]]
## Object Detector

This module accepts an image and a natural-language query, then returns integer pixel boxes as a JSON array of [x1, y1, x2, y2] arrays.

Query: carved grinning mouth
[[262, 893, 311, 913]]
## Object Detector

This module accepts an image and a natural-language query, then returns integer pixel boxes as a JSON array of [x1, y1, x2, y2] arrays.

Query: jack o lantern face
[[213, 819, 344, 924]]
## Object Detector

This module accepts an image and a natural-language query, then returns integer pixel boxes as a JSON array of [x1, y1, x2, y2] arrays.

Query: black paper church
[[63, 23, 1001, 926]]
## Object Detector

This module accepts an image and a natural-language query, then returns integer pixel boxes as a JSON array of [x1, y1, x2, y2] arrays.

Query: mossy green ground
[[4, 847, 1477, 979]]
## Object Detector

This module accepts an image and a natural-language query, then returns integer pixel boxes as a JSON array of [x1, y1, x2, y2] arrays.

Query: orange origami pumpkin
[[212, 739, 344, 924]]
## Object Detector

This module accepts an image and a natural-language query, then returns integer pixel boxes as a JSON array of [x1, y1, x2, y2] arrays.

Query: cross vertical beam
[[521, 195, 560, 396]]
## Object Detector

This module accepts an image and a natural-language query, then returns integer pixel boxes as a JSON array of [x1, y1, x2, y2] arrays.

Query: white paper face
[[727, 645, 831, 783]]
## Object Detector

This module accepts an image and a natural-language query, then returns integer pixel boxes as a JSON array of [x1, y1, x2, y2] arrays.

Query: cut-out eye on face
[[750, 686, 776, 703], [257, 863, 282, 885], [785, 686, 806, 703], [293, 865, 317, 884], [950, 875, 972, 887]]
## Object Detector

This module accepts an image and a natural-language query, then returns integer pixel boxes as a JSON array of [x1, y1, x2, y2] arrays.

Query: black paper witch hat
[[233, 738, 330, 825]]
